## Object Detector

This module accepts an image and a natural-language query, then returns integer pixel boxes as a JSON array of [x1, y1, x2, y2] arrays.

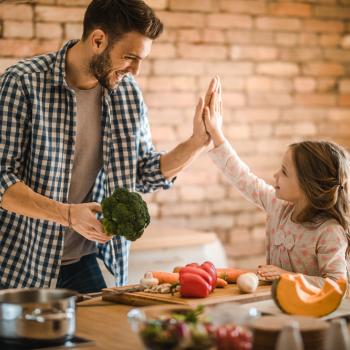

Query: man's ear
[[90, 29, 108, 53]]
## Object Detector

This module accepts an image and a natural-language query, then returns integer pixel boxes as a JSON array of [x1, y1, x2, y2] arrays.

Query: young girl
[[204, 77, 350, 287]]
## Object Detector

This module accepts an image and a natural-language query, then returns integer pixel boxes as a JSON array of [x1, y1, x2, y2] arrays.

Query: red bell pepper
[[179, 266, 213, 287], [200, 261, 217, 291], [179, 272, 211, 298]]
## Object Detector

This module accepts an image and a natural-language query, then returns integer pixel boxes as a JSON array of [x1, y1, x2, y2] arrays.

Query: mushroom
[[140, 272, 159, 288]]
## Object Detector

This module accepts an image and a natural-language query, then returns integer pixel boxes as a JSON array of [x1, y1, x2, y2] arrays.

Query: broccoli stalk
[[101, 188, 150, 241]]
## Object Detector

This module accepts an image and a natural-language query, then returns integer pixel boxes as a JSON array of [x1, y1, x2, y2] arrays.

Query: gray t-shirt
[[61, 83, 102, 265]]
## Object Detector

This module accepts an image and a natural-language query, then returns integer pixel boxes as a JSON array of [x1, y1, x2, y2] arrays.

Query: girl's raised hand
[[203, 76, 225, 147]]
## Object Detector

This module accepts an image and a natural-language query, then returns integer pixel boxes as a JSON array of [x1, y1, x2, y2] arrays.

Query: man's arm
[[1, 182, 109, 243]]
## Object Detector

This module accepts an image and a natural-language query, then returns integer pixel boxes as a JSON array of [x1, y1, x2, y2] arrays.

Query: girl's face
[[273, 148, 305, 205]]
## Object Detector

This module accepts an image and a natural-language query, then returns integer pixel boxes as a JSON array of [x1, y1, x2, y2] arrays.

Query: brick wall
[[1, 0, 350, 268]]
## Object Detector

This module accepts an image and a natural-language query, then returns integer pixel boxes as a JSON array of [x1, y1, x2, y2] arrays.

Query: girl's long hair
[[290, 140, 350, 254]]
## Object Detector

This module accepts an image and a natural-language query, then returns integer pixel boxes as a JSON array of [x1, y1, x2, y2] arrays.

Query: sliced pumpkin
[[272, 273, 347, 317]]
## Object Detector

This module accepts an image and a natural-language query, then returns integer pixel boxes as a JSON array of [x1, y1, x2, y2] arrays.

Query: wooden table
[[76, 298, 143, 350], [75, 284, 271, 350]]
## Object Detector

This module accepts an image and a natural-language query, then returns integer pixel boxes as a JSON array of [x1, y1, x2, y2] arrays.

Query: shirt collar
[[52, 39, 79, 87]]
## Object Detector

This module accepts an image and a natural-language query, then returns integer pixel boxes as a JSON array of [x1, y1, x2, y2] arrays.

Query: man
[[0, 0, 214, 292]]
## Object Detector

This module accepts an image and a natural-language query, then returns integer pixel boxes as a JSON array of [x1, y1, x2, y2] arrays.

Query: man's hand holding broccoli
[[101, 188, 150, 241]]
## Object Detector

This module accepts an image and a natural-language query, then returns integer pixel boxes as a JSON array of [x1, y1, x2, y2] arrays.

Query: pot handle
[[24, 309, 74, 323]]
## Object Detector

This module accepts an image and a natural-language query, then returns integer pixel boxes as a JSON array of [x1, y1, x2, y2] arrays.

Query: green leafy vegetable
[[101, 188, 150, 241]]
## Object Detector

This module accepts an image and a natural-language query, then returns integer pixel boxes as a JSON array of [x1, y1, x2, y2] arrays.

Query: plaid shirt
[[0, 40, 173, 288]]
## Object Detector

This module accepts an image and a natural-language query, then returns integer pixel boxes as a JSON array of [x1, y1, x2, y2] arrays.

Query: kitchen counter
[[75, 284, 271, 350], [76, 298, 144, 349]]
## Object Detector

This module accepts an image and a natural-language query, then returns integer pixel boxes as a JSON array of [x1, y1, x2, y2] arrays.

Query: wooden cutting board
[[102, 284, 272, 307]]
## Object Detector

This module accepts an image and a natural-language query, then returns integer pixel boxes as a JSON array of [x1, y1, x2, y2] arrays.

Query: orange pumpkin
[[272, 273, 347, 317]]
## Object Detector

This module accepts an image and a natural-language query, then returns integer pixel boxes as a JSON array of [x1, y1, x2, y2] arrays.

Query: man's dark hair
[[82, 0, 163, 43]]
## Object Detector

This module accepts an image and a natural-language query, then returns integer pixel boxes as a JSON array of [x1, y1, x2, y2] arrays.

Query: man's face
[[89, 31, 152, 90]]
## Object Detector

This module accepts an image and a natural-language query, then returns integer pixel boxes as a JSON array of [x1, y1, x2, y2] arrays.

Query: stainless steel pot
[[0, 288, 77, 341]]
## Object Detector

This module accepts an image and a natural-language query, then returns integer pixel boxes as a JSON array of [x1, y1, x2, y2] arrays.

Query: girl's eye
[[282, 169, 287, 176]]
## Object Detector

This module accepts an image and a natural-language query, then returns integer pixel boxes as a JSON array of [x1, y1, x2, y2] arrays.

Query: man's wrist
[[189, 135, 207, 150]]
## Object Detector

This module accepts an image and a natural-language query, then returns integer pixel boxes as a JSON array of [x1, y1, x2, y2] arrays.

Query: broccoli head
[[101, 188, 150, 241]]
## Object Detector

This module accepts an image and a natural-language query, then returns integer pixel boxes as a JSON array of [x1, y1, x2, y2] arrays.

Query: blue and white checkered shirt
[[0, 40, 173, 288]]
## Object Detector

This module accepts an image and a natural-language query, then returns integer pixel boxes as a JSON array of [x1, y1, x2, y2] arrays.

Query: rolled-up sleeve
[[135, 100, 174, 193], [0, 73, 29, 202]]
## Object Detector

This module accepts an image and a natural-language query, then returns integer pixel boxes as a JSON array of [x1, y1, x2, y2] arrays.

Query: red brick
[[314, 5, 350, 19], [151, 126, 177, 142], [226, 30, 274, 45], [205, 62, 253, 76], [339, 95, 350, 107], [280, 47, 322, 62], [149, 43, 176, 59], [219, 0, 267, 15], [35, 6, 85, 22], [154, 188, 179, 203], [222, 92, 246, 107], [275, 33, 298, 47], [145, 0, 168, 10], [339, 79, 350, 93], [230, 45, 278, 61], [341, 35, 350, 48], [295, 94, 337, 106], [226, 124, 250, 139], [64, 23, 83, 40], [178, 43, 228, 60], [272, 79, 293, 92], [255, 17, 301, 31], [146, 76, 196, 92], [0, 58, 18, 74], [153, 59, 205, 76], [248, 93, 293, 106], [179, 186, 206, 201], [294, 77, 316, 93], [250, 124, 273, 138], [246, 76, 272, 92], [324, 49, 350, 62], [177, 29, 201, 43], [3, 21, 33, 38], [202, 29, 226, 44], [282, 108, 326, 122], [256, 62, 299, 76], [235, 108, 280, 122], [268, 2, 311, 17], [169, 0, 214, 12], [36, 22, 63, 39], [0, 4, 33, 20], [303, 19, 344, 33], [302, 62, 345, 77], [56, 0, 90, 5], [198, 76, 245, 91], [207, 14, 253, 29], [317, 78, 337, 92], [328, 108, 350, 122], [148, 108, 187, 126], [0, 39, 61, 57], [158, 11, 205, 28], [299, 33, 318, 46], [145, 92, 195, 108], [320, 34, 341, 47]]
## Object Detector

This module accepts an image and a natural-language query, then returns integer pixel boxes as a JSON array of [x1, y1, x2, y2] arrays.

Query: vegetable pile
[[101, 188, 150, 241], [139, 305, 252, 350]]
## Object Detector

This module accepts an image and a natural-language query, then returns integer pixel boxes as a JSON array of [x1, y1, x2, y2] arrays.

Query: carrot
[[216, 277, 228, 288], [173, 266, 182, 273], [216, 268, 249, 283], [151, 272, 179, 285]]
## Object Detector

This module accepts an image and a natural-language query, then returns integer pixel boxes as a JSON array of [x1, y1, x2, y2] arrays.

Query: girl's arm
[[204, 78, 279, 213]]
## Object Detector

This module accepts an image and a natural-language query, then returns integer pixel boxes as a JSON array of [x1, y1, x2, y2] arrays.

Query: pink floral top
[[209, 141, 348, 287]]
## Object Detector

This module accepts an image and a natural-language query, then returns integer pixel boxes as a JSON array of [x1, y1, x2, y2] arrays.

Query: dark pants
[[57, 253, 107, 293]]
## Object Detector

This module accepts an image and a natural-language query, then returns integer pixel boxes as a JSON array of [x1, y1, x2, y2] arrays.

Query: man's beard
[[89, 47, 114, 90]]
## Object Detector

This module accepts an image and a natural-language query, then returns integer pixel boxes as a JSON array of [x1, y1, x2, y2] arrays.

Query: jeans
[[57, 253, 107, 293]]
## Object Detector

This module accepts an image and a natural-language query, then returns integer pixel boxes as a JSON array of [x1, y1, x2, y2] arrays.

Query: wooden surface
[[76, 284, 271, 350], [102, 283, 272, 307]]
